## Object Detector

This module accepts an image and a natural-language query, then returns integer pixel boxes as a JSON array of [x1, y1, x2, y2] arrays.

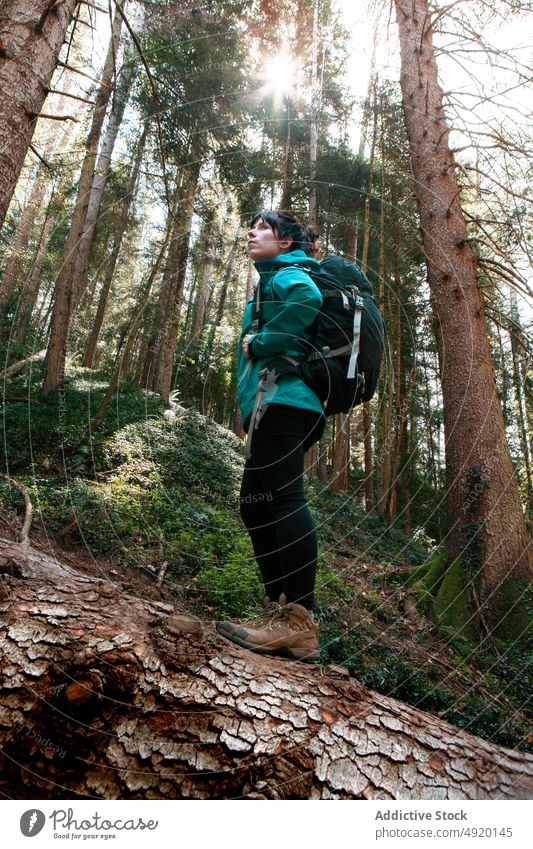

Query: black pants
[[240, 403, 325, 609]]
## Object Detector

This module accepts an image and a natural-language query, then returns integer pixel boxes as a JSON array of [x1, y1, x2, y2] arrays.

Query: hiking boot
[[216, 594, 286, 638], [216, 600, 319, 662]]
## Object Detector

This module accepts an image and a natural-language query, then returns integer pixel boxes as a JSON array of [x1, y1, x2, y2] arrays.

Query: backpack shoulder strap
[[251, 263, 315, 331]]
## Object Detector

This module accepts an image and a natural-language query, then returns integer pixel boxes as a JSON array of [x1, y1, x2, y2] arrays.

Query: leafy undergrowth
[[1, 364, 531, 753]]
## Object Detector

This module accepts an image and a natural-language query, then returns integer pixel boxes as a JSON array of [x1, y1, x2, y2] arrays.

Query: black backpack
[[252, 255, 384, 416]]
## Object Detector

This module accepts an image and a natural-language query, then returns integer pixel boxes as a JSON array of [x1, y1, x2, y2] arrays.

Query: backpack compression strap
[[251, 280, 261, 332], [347, 294, 364, 379]]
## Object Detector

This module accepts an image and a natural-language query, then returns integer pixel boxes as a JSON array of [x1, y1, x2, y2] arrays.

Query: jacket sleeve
[[248, 267, 322, 358]]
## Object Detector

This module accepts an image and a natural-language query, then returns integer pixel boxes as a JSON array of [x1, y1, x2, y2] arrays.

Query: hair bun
[[250, 210, 320, 256]]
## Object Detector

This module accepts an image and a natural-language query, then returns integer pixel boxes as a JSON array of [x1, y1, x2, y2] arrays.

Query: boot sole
[[217, 624, 320, 662]]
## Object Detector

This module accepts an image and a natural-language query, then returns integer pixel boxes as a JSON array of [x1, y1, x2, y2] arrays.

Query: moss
[[492, 579, 532, 641], [433, 558, 478, 642], [404, 554, 443, 585], [410, 554, 446, 613]]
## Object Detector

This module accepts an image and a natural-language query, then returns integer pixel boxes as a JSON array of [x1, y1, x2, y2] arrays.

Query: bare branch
[[29, 144, 53, 170], [27, 111, 79, 123], [46, 88, 95, 106], [1, 476, 33, 547], [57, 60, 111, 87]]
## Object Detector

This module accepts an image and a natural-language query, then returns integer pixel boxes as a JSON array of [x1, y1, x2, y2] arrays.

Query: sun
[[258, 51, 297, 104]]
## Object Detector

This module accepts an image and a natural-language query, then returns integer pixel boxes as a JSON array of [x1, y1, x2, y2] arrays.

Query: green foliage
[[310, 483, 430, 567], [320, 604, 532, 753], [105, 409, 243, 502], [2, 363, 162, 472]]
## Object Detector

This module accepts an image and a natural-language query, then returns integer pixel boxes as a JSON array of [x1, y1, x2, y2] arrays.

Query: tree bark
[[140, 175, 184, 390], [10, 108, 82, 342], [43, 1, 124, 393], [393, 0, 532, 629], [0, 168, 49, 305], [1, 77, 81, 307], [205, 226, 241, 363], [308, 3, 319, 224], [329, 414, 349, 493], [358, 90, 377, 512], [70, 61, 131, 322], [509, 291, 532, 518], [0, 0, 79, 230], [152, 155, 201, 403], [82, 124, 147, 369], [189, 249, 214, 353], [92, 233, 171, 429], [0, 536, 531, 800]]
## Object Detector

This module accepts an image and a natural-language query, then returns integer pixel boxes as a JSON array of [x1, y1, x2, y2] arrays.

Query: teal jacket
[[237, 250, 326, 428]]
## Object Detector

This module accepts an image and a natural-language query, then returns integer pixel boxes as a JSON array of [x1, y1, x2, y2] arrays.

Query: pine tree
[[0, 0, 80, 228], [393, 0, 532, 637]]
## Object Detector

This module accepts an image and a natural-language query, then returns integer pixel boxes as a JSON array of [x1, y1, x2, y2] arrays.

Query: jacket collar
[[254, 249, 320, 279]]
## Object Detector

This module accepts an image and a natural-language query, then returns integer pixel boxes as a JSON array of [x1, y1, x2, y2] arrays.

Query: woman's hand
[[242, 334, 254, 359]]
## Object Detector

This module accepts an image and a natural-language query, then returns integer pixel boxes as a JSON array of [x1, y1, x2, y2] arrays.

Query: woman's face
[[247, 218, 292, 261]]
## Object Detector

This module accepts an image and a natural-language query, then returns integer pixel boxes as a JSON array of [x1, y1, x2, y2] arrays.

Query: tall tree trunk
[[43, 1, 124, 392], [205, 227, 241, 363], [509, 291, 532, 519], [11, 209, 55, 343], [2, 537, 531, 799], [93, 234, 171, 429], [189, 212, 217, 354], [279, 99, 292, 210], [10, 108, 82, 341], [308, 2, 319, 224], [140, 175, 184, 390], [152, 155, 201, 403], [375, 118, 393, 519], [329, 414, 350, 493], [360, 92, 377, 513], [386, 229, 406, 523], [394, 0, 532, 634], [0, 78, 81, 306], [0, 0, 79, 230], [347, 27, 378, 259], [82, 124, 147, 368], [0, 169, 50, 305], [70, 64, 131, 321]]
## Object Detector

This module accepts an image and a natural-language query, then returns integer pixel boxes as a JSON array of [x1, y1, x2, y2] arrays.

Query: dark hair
[[250, 210, 320, 257]]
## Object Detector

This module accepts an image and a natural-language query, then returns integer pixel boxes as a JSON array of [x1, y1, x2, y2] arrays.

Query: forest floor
[[1, 362, 531, 754]]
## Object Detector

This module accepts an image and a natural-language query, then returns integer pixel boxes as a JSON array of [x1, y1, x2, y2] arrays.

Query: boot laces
[[251, 601, 281, 627], [264, 605, 293, 630]]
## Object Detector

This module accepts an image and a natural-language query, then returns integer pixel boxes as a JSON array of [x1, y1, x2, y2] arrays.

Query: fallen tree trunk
[[2, 349, 46, 378], [0, 537, 531, 800]]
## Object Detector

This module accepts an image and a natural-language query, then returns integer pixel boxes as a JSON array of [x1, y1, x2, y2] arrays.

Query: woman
[[216, 210, 326, 661]]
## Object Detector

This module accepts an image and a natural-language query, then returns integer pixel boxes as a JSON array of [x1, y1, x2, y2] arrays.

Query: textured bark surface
[[43, 1, 123, 393], [0, 0, 79, 229], [0, 536, 531, 800], [393, 0, 532, 607], [152, 156, 201, 403], [0, 169, 49, 304], [82, 125, 147, 369]]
